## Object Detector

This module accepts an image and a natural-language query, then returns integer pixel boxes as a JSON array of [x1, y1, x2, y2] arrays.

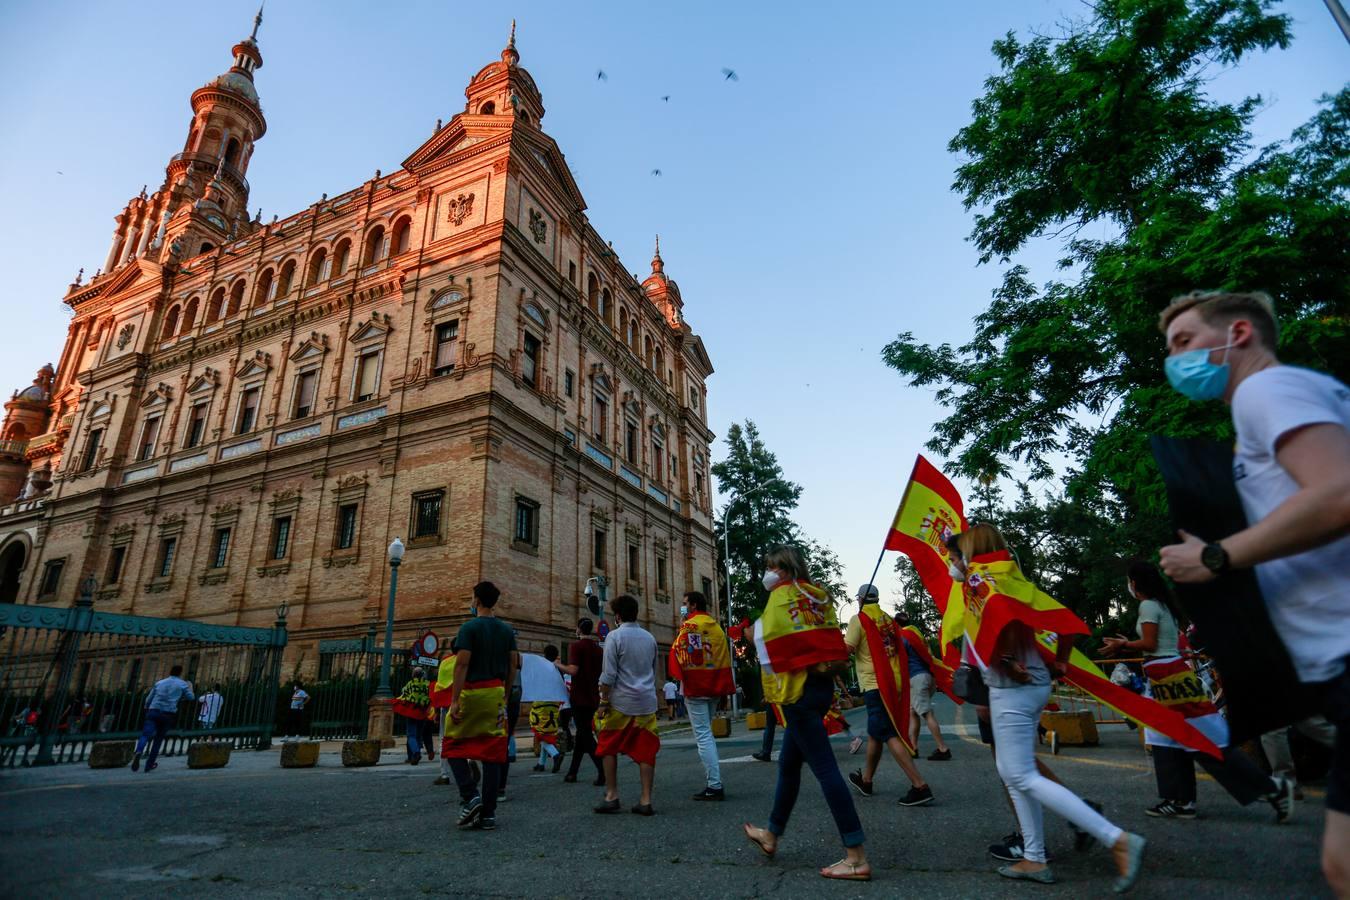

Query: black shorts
[[1323, 661, 1350, 815]]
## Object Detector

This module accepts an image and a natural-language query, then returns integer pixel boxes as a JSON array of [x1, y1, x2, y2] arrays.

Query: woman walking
[[742, 545, 871, 881], [949, 524, 1146, 892], [1103, 559, 1294, 822]]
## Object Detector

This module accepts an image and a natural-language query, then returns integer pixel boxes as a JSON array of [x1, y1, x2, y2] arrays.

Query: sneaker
[[898, 784, 934, 807], [130, 753, 141, 772], [145, 762, 158, 772], [751, 752, 773, 763], [532, 764, 545, 772], [1071, 800, 1104, 850], [1145, 801, 1196, 819], [848, 770, 874, 797], [457, 796, 483, 829], [848, 736, 863, 755], [432, 775, 450, 786], [927, 748, 952, 761], [1268, 775, 1295, 824], [476, 816, 496, 831], [988, 833, 1024, 862], [692, 787, 725, 801], [552, 753, 564, 774]]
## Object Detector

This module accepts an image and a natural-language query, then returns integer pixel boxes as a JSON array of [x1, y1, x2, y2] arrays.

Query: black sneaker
[[927, 748, 952, 761], [1145, 801, 1197, 819], [751, 752, 773, 763], [988, 833, 1024, 862], [848, 770, 874, 797], [457, 796, 483, 829], [1071, 799, 1104, 851], [130, 753, 141, 772], [1268, 776, 1295, 824], [552, 753, 564, 774], [692, 787, 725, 801], [476, 816, 496, 831], [898, 784, 934, 807], [532, 764, 545, 772]]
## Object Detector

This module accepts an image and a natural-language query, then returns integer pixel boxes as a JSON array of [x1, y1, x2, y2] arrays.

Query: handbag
[[952, 663, 989, 706]]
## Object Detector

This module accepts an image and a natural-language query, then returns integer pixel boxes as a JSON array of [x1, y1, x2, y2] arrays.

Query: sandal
[[820, 859, 871, 881], [742, 824, 777, 858]]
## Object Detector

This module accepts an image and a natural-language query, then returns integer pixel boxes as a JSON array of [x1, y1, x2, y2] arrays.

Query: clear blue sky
[[1, 1, 1344, 613]]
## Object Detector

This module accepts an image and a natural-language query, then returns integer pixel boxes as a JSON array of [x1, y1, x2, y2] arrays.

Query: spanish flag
[[441, 678, 508, 763], [392, 676, 432, 720], [1141, 656, 1227, 750], [429, 656, 457, 708], [669, 612, 734, 698], [824, 689, 851, 736], [753, 580, 848, 706], [594, 707, 661, 766], [858, 603, 915, 754], [961, 551, 1090, 665], [884, 456, 968, 660], [900, 625, 960, 703], [529, 701, 561, 746]]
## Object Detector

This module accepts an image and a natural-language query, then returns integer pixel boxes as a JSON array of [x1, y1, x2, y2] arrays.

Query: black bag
[[952, 662, 989, 706]]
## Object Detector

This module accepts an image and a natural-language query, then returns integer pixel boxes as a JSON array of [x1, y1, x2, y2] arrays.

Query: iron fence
[[300, 633, 415, 741]]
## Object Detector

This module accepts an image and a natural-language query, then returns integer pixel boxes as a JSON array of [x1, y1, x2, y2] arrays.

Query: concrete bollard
[[745, 711, 767, 731], [711, 716, 731, 739], [88, 740, 136, 769], [187, 741, 232, 769], [341, 739, 381, 767], [280, 741, 321, 768]]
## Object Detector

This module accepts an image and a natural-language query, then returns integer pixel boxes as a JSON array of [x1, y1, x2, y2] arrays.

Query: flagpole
[[865, 456, 924, 596]]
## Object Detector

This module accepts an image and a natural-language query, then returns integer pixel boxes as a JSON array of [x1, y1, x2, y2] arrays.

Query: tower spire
[[502, 19, 520, 67], [251, 4, 263, 41], [651, 235, 664, 274]]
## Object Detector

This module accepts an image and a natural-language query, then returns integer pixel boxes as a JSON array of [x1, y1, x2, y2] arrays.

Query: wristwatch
[[1201, 542, 1231, 574]]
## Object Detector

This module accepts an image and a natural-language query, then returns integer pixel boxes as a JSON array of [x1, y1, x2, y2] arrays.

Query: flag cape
[[857, 604, 914, 754], [441, 678, 508, 763], [392, 677, 432, 720], [529, 700, 561, 745], [594, 707, 660, 765], [669, 612, 734, 698], [754, 580, 846, 706], [429, 656, 457, 708], [769, 703, 786, 727], [900, 625, 961, 703], [1141, 656, 1228, 751], [885, 455, 968, 657], [962, 551, 1089, 664]]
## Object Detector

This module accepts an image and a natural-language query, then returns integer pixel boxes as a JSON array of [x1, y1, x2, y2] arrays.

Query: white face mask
[[762, 570, 783, 591], [1125, 580, 1138, 600], [678, 605, 688, 617], [948, 562, 966, 583]]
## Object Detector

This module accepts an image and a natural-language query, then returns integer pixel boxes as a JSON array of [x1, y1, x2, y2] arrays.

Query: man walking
[[663, 677, 680, 721], [554, 617, 605, 785], [132, 665, 194, 772], [285, 683, 309, 740], [670, 590, 734, 801], [445, 581, 517, 832], [1157, 290, 1350, 895], [897, 614, 951, 760], [594, 594, 660, 816]]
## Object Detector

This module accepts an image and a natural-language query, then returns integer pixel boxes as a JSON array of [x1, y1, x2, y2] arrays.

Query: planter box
[[745, 711, 767, 731], [88, 740, 136, 769], [1040, 709, 1099, 746], [187, 741, 232, 769], [280, 741, 321, 768], [711, 716, 731, 739], [342, 739, 381, 767]]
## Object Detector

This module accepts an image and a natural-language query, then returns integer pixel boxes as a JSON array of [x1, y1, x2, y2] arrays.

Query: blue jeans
[[686, 697, 722, 790], [769, 675, 865, 847], [407, 720, 422, 760], [450, 758, 503, 817], [136, 710, 176, 766]]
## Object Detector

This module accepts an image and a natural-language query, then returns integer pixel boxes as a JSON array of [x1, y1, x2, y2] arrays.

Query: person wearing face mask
[[1104, 559, 1292, 822], [554, 617, 606, 785], [1157, 290, 1350, 895], [742, 545, 872, 881], [669, 591, 734, 801]]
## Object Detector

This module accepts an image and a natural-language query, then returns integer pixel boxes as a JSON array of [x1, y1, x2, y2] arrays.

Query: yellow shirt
[[845, 617, 877, 691]]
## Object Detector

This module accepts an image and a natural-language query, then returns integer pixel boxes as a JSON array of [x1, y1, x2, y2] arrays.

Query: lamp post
[[375, 537, 405, 699], [720, 478, 783, 718]]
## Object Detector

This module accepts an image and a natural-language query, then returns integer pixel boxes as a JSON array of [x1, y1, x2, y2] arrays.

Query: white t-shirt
[[290, 689, 309, 709], [198, 692, 224, 723], [1231, 365, 1350, 683], [663, 681, 678, 700], [1135, 599, 1181, 658]]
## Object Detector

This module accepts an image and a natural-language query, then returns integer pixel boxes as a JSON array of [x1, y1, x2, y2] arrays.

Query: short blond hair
[[1158, 290, 1278, 348], [763, 544, 809, 581], [953, 523, 1010, 561]]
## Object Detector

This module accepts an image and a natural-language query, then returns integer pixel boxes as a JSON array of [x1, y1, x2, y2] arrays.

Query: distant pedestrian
[[594, 594, 660, 816], [394, 667, 433, 764], [896, 613, 952, 760], [670, 590, 734, 801], [285, 683, 309, 739], [4, 700, 40, 767], [197, 685, 224, 730], [132, 665, 194, 772], [554, 617, 605, 785], [663, 678, 679, 720]]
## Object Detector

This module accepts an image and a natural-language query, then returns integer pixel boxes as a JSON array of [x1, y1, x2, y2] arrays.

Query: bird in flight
[[596, 70, 608, 81], [661, 95, 670, 102], [651, 169, 662, 176], [722, 68, 739, 81], [56, 171, 64, 175]]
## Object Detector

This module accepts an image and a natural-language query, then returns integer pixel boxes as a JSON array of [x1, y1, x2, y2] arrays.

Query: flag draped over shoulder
[[669, 612, 734, 698], [1141, 656, 1228, 751], [594, 707, 660, 766], [962, 551, 1090, 665], [754, 580, 847, 706], [858, 603, 914, 754], [885, 455, 968, 660], [529, 701, 561, 745], [429, 657, 457, 708], [392, 676, 432, 721], [900, 625, 960, 703], [441, 678, 508, 763]]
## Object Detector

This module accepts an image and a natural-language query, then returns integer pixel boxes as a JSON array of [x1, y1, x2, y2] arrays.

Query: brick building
[[0, 16, 717, 671]]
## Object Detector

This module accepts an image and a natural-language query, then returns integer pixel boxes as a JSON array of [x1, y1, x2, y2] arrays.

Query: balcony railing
[[168, 152, 250, 195], [0, 439, 27, 456]]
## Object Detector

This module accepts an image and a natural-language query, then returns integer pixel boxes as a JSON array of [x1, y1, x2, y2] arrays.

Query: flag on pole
[[857, 603, 914, 754]]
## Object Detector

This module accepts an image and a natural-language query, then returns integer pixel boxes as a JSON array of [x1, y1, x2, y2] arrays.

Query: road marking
[[0, 782, 86, 797]]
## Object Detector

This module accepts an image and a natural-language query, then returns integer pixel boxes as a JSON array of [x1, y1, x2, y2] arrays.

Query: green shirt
[[454, 616, 516, 684]]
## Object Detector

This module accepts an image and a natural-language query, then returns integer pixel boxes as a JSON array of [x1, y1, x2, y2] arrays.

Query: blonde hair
[[953, 523, 1010, 561], [1157, 290, 1278, 348], [763, 544, 809, 581]]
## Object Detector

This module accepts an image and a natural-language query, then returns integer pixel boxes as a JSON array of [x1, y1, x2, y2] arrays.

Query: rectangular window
[[106, 546, 127, 585], [271, 516, 292, 560], [39, 560, 64, 596], [652, 438, 664, 481], [81, 428, 103, 472], [336, 503, 358, 550], [627, 544, 640, 584], [593, 395, 608, 443], [690, 386, 700, 411], [434, 320, 459, 375], [657, 555, 668, 592], [564, 369, 574, 399], [702, 577, 714, 601], [568, 261, 577, 284], [513, 497, 538, 547], [293, 370, 318, 418], [211, 527, 231, 569], [593, 529, 606, 571], [237, 387, 261, 434], [695, 469, 705, 497], [521, 334, 540, 388], [185, 403, 209, 448], [355, 352, 380, 401], [157, 538, 177, 579], [625, 422, 638, 464], [412, 491, 443, 540], [138, 415, 162, 461]]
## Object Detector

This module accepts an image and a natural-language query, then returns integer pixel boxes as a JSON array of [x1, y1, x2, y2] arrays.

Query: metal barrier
[[0, 579, 287, 767], [305, 632, 411, 741]]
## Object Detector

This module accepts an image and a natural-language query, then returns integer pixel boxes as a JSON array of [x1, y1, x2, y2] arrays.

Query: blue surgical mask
[[1165, 331, 1234, 401]]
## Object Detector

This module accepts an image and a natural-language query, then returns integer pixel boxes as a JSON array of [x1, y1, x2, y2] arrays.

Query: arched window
[[644, 336, 654, 370], [307, 248, 328, 286], [186, 128, 200, 152], [333, 239, 352, 276], [254, 268, 274, 306], [599, 288, 611, 325], [277, 260, 296, 297], [199, 242, 214, 255], [391, 217, 412, 256], [224, 138, 241, 169], [587, 273, 599, 312], [363, 226, 386, 265], [226, 280, 245, 316], [480, 101, 495, 115], [518, 111, 531, 125], [655, 348, 665, 380], [618, 308, 629, 346], [626, 316, 636, 350], [181, 298, 200, 334], [162, 306, 181, 340], [206, 287, 226, 322]]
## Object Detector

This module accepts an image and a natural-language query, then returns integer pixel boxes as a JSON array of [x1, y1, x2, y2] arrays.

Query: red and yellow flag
[[529, 700, 561, 745], [900, 625, 961, 703], [669, 612, 734, 698], [753, 580, 847, 706], [429, 656, 457, 708], [441, 678, 508, 763], [823, 689, 850, 736], [885, 455, 968, 659], [961, 551, 1090, 664], [857, 603, 914, 754], [594, 707, 661, 766]]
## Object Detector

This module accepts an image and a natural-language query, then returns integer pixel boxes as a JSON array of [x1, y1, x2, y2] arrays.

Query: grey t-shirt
[[600, 622, 658, 716]]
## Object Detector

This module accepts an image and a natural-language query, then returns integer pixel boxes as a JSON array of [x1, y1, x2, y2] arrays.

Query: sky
[[0, 1, 1345, 615]]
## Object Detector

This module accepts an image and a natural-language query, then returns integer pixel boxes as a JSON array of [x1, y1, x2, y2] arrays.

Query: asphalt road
[[0, 698, 1330, 898]]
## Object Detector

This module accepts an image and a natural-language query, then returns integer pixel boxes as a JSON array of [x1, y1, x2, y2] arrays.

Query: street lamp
[[375, 537, 405, 698], [720, 478, 783, 717]]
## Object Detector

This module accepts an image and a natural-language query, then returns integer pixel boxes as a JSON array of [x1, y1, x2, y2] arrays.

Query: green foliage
[[884, 0, 1348, 630]]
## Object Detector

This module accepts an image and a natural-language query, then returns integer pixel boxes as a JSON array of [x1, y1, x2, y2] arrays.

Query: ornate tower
[[462, 21, 546, 128], [99, 8, 268, 275], [0, 364, 56, 504]]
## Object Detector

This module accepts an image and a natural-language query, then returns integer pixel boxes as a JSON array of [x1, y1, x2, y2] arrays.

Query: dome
[[206, 70, 259, 105], [16, 385, 47, 403]]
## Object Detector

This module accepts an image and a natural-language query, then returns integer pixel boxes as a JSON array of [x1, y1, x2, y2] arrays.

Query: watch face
[[1201, 543, 1227, 572]]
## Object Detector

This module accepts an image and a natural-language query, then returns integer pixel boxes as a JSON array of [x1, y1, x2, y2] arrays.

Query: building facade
[[0, 17, 717, 670]]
